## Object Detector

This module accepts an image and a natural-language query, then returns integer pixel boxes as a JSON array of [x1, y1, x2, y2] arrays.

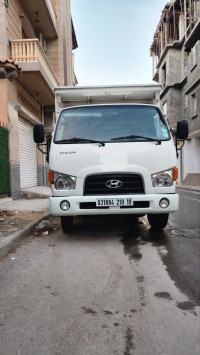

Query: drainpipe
[[180, 147, 183, 182]]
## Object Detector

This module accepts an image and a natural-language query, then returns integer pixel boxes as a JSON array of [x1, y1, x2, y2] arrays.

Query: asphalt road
[[169, 188, 200, 229], [0, 189, 199, 355]]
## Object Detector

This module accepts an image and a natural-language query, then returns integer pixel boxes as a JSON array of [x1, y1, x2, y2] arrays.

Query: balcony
[[19, 0, 57, 39], [185, 19, 200, 51], [11, 39, 59, 105]]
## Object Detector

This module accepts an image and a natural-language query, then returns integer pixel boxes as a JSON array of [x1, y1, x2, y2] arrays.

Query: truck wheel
[[61, 216, 73, 233], [147, 213, 169, 230]]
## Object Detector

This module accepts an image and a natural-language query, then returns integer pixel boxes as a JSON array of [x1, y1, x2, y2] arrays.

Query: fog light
[[159, 198, 169, 209], [60, 200, 70, 211]]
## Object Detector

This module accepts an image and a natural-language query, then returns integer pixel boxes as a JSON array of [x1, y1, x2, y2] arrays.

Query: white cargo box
[[55, 84, 161, 121]]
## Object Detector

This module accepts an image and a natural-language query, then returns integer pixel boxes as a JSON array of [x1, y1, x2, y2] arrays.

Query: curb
[[20, 191, 51, 199], [0, 213, 50, 260]]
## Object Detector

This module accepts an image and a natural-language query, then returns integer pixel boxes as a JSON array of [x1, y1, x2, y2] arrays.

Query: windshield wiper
[[55, 137, 105, 146], [111, 135, 161, 145]]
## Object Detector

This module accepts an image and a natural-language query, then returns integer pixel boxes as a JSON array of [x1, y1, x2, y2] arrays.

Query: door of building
[[18, 117, 38, 188]]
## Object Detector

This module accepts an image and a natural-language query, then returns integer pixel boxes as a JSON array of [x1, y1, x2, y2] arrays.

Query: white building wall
[[182, 138, 200, 180]]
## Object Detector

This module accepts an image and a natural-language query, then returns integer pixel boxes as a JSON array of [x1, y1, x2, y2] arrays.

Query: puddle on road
[[154, 292, 173, 301], [119, 217, 200, 309], [176, 301, 197, 311], [119, 217, 167, 262], [120, 234, 143, 262], [119, 218, 143, 262], [59, 214, 199, 310]]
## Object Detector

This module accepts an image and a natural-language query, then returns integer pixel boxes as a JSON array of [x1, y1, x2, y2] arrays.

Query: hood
[[49, 140, 176, 178]]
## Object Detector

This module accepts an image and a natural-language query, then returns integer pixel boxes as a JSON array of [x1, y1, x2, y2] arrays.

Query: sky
[[71, 0, 168, 86]]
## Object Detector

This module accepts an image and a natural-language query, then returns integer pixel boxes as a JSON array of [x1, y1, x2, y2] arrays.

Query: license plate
[[96, 198, 133, 207]]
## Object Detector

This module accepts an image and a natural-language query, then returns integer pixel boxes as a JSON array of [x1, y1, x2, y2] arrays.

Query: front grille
[[84, 174, 144, 195], [79, 201, 149, 209]]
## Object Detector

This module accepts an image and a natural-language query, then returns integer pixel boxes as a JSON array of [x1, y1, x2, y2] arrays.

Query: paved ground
[[0, 214, 199, 354], [0, 188, 51, 260], [0, 198, 49, 212], [0, 185, 199, 354], [169, 188, 200, 229], [0, 211, 47, 241]]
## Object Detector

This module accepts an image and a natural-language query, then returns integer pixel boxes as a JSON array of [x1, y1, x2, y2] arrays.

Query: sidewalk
[[0, 186, 51, 260]]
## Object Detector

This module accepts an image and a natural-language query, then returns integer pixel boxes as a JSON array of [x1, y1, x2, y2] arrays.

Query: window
[[37, 33, 46, 52], [191, 92, 197, 117], [190, 43, 197, 69], [183, 51, 188, 71], [162, 102, 167, 116], [162, 63, 166, 88], [185, 94, 188, 109], [22, 28, 27, 39], [54, 105, 170, 143]]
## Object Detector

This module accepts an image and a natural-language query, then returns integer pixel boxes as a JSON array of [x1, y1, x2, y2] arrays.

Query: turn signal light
[[173, 167, 178, 181], [48, 170, 54, 185]]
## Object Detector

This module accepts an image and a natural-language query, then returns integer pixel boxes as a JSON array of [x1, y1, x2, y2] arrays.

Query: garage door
[[19, 117, 38, 188]]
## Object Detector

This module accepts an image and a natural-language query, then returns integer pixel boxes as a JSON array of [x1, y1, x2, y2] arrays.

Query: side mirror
[[176, 120, 189, 157], [33, 124, 44, 143], [176, 120, 188, 140]]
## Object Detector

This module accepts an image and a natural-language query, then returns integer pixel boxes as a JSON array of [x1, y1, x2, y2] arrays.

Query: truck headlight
[[152, 169, 173, 187], [54, 173, 76, 190]]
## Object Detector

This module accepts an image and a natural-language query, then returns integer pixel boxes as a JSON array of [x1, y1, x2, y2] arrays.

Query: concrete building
[[0, 0, 77, 198], [151, 0, 200, 186]]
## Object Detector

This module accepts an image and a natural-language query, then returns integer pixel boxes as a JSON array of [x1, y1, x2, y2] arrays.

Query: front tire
[[61, 216, 73, 233], [147, 213, 169, 230]]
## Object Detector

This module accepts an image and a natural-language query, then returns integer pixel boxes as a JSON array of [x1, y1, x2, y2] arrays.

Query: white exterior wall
[[182, 139, 200, 180]]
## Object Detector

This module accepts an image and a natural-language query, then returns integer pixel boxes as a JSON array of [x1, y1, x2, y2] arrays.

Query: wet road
[[0, 189, 199, 355], [169, 188, 200, 229]]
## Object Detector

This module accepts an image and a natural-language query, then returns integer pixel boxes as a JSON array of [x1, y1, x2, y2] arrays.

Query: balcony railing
[[11, 39, 58, 88]]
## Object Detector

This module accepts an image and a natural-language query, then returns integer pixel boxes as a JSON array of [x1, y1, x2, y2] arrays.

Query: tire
[[147, 213, 169, 230], [61, 216, 73, 233]]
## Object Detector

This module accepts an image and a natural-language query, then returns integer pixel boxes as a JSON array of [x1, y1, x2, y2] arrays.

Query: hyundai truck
[[33, 85, 188, 232]]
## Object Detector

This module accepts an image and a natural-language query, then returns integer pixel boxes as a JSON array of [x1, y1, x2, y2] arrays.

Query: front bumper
[[49, 194, 179, 216]]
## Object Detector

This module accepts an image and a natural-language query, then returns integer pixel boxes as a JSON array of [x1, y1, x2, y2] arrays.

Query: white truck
[[34, 85, 188, 232]]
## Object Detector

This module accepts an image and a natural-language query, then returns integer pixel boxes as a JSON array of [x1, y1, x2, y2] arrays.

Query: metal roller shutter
[[19, 117, 38, 188]]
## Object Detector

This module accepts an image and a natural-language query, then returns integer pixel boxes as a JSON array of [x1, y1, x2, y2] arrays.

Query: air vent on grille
[[84, 174, 144, 195]]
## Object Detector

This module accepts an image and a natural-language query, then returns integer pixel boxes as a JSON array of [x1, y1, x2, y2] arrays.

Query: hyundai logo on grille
[[106, 180, 123, 188]]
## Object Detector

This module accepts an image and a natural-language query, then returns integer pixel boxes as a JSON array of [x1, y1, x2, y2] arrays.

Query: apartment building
[[0, 0, 77, 198], [151, 0, 200, 186]]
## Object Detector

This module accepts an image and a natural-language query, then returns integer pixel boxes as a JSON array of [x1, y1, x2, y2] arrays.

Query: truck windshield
[[54, 105, 170, 143]]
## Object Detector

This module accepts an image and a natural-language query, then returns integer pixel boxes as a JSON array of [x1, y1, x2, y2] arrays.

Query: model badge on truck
[[106, 180, 123, 188]]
